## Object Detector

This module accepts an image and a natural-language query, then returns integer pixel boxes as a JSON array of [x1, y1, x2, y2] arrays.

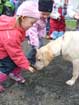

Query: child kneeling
[[0, 1, 40, 92]]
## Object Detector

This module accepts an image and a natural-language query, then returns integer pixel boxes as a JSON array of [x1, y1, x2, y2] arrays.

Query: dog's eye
[[38, 59, 41, 61]]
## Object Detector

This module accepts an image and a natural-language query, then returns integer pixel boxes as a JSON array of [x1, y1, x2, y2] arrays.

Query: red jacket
[[49, 17, 65, 35], [0, 15, 30, 70]]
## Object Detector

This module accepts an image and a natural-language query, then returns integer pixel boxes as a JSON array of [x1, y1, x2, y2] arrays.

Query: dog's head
[[35, 44, 55, 70]]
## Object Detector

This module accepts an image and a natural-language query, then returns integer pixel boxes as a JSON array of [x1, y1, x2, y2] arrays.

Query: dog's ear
[[43, 43, 55, 66], [43, 49, 53, 66], [46, 44, 54, 61], [46, 50, 53, 62]]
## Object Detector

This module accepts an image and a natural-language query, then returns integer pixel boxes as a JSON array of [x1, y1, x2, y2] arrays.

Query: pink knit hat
[[16, 1, 40, 19]]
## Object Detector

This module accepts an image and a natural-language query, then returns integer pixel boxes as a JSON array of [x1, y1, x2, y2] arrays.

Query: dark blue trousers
[[0, 56, 17, 75]]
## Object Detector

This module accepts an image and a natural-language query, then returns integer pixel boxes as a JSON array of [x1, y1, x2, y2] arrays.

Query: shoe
[[9, 73, 26, 83]]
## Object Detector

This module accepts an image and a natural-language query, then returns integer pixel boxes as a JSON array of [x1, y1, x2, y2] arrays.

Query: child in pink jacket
[[26, 0, 53, 66], [0, 1, 40, 92]]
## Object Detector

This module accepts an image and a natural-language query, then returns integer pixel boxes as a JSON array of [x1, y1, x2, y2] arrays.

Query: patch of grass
[[65, 19, 77, 30]]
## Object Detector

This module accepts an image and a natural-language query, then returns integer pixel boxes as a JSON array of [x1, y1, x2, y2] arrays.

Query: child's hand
[[28, 66, 36, 72], [74, 13, 79, 20]]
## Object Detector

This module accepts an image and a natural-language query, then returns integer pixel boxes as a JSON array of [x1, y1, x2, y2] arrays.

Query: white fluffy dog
[[35, 31, 79, 86]]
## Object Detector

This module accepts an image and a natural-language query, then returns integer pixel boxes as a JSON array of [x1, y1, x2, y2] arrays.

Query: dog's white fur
[[35, 31, 79, 86]]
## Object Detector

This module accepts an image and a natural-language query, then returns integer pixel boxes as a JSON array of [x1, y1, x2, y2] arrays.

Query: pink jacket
[[0, 15, 30, 70], [26, 19, 46, 48]]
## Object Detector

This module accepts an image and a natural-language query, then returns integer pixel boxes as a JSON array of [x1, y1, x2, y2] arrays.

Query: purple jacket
[[26, 19, 46, 48]]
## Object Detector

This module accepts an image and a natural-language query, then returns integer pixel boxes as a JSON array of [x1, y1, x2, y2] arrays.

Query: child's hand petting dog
[[28, 66, 37, 72]]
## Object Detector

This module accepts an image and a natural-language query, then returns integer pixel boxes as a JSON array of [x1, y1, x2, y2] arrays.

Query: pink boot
[[0, 72, 7, 92], [9, 67, 26, 83]]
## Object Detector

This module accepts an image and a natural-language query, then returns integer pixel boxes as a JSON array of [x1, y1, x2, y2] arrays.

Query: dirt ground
[[0, 38, 79, 105]]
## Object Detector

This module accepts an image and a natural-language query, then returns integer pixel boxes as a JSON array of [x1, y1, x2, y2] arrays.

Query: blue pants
[[46, 17, 50, 34], [27, 38, 44, 65], [26, 46, 36, 65], [51, 31, 64, 40], [0, 56, 17, 75]]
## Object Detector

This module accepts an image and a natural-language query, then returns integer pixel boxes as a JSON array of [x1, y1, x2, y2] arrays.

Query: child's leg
[[0, 56, 25, 84], [46, 17, 50, 35], [50, 31, 59, 40], [0, 72, 7, 92], [0, 56, 17, 92], [49, 18, 59, 38], [27, 46, 36, 65], [27, 39, 44, 65], [58, 31, 64, 37], [9, 67, 25, 83], [0, 56, 17, 75], [39, 38, 44, 47]]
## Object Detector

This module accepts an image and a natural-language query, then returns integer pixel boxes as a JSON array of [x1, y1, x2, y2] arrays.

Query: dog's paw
[[66, 80, 75, 86]]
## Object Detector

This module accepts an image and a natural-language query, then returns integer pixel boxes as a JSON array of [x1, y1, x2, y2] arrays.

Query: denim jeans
[[0, 56, 17, 75], [51, 31, 64, 40], [26, 46, 36, 65], [27, 38, 44, 65], [46, 17, 50, 34]]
